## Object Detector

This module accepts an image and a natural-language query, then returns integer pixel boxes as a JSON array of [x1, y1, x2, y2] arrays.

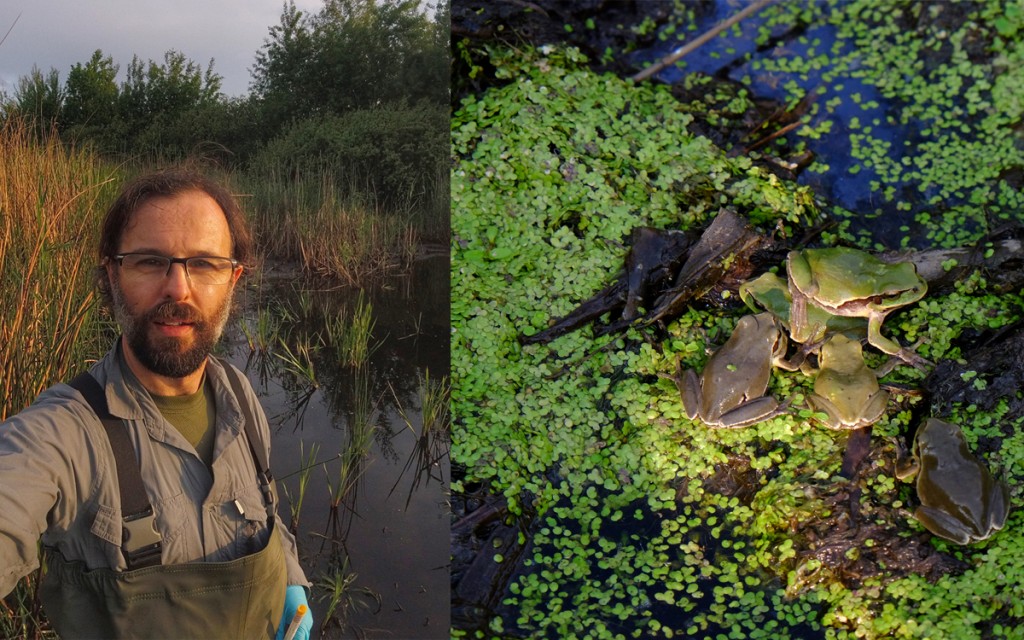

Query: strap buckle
[[122, 507, 162, 570], [258, 470, 276, 511]]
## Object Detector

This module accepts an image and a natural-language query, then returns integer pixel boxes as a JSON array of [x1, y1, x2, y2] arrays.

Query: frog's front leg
[[866, 313, 932, 370], [659, 357, 703, 421], [788, 289, 814, 344], [677, 366, 704, 422]]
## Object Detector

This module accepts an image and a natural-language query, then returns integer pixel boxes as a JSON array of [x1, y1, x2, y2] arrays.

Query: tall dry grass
[[0, 119, 118, 421]]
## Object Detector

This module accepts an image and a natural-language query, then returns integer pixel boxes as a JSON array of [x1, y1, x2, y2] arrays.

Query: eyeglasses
[[112, 253, 239, 285]]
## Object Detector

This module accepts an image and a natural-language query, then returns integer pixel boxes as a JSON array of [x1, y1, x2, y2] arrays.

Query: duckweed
[[453, 26, 1024, 640], [743, 0, 1024, 250]]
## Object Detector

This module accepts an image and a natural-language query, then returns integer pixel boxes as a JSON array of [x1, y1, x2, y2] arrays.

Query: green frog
[[896, 418, 1010, 545], [807, 333, 888, 430], [669, 312, 797, 429], [786, 247, 929, 368], [739, 271, 866, 346]]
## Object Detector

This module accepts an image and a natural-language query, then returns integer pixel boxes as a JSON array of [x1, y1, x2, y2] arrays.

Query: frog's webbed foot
[[657, 355, 685, 388], [789, 339, 826, 375], [891, 436, 918, 481], [773, 345, 808, 373], [897, 346, 933, 371]]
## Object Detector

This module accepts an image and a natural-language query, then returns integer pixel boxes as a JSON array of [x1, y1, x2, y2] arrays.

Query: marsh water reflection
[[222, 252, 450, 639]]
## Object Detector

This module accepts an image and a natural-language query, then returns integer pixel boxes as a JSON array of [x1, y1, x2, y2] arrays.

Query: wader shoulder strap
[[67, 372, 162, 570], [217, 359, 276, 520]]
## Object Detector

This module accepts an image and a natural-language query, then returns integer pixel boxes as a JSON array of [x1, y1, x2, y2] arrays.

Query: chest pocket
[[231, 492, 272, 558], [88, 504, 124, 568], [209, 435, 275, 561]]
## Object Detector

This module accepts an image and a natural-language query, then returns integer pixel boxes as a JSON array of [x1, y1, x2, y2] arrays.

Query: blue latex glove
[[275, 585, 313, 640]]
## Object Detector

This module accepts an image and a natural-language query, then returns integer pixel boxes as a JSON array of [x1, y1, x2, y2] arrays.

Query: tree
[[251, 0, 450, 131], [117, 50, 223, 152], [13, 67, 63, 136], [313, 0, 448, 109], [250, 1, 318, 135], [61, 50, 119, 137]]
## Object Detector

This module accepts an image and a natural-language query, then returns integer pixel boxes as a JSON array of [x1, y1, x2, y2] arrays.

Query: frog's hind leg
[[712, 396, 787, 429], [913, 506, 977, 545]]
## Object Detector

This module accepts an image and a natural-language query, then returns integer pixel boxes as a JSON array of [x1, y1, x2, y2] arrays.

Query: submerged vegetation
[[451, 4, 1024, 634], [315, 554, 383, 636]]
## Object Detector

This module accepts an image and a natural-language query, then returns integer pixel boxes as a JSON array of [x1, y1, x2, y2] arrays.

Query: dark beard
[[112, 290, 231, 379]]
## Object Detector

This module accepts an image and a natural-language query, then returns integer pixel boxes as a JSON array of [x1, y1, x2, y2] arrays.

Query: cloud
[[0, 0, 324, 97]]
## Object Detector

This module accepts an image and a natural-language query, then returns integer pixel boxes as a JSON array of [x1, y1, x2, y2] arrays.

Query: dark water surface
[[222, 252, 450, 639], [630, 0, 936, 247]]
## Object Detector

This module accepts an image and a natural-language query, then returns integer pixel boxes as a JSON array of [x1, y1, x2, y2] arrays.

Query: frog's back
[[807, 247, 920, 295]]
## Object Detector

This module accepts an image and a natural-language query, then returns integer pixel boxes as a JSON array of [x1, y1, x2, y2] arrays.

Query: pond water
[[221, 250, 450, 639]]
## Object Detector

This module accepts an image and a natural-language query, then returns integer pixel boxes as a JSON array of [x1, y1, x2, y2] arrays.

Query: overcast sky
[[0, 0, 325, 98]]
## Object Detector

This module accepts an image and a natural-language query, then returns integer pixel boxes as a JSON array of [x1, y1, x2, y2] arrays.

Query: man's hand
[[275, 585, 313, 640]]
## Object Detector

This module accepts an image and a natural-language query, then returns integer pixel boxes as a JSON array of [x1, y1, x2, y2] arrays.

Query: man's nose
[[160, 261, 192, 299]]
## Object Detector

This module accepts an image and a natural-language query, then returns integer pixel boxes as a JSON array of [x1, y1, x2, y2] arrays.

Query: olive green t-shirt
[[150, 378, 216, 467]]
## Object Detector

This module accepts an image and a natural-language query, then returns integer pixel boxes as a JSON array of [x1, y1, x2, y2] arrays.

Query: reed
[[391, 369, 451, 438], [282, 441, 320, 533], [0, 568, 50, 640], [290, 286, 316, 323], [388, 369, 451, 506], [323, 449, 366, 538], [0, 118, 118, 421], [419, 370, 451, 438], [324, 368, 378, 534], [347, 366, 378, 458], [275, 334, 320, 387], [242, 171, 417, 285], [240, 305, 282, 354], [314, 554, 381, 635], [326, 291, 378, 369]]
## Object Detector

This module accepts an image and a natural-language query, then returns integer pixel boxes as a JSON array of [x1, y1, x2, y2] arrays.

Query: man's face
[[107, 190, 242, 380]]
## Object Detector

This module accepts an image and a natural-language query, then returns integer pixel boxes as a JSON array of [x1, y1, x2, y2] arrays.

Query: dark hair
[[95, 168, 254, 307]]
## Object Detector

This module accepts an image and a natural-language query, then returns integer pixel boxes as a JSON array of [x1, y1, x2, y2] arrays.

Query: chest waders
[[41, 363, 286, 639]]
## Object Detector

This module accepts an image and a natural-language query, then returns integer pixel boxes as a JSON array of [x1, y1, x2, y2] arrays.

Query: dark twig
[[631, 0, 777, 83]]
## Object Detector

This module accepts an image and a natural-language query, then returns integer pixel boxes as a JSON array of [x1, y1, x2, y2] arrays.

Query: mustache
[[147, 302, 204, 325]]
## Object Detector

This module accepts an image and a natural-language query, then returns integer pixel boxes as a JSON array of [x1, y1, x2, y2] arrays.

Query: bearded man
[[0, 169, 313, 639]]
